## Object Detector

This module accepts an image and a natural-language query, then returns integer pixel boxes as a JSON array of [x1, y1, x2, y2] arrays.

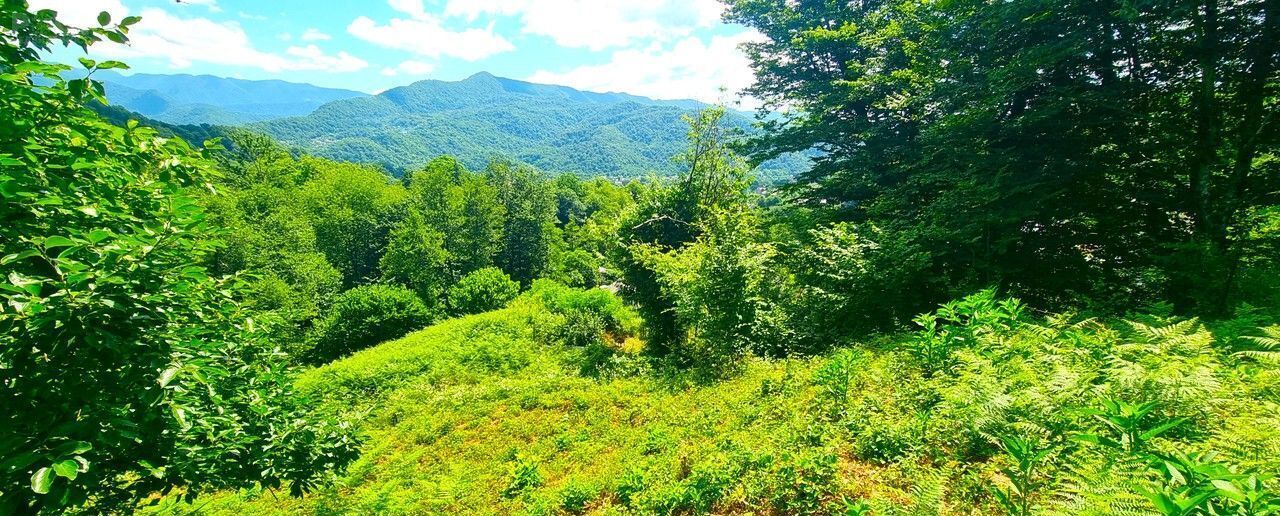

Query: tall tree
[[487, 160, 558, 286], [618, 108, 753, 355], [726, 0, 1280, 313]]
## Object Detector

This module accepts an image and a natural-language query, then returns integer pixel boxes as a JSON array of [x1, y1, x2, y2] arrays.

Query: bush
[[448, 267, 520, 315], [302, 285, 433, 363], [527, 280, 644, 375]]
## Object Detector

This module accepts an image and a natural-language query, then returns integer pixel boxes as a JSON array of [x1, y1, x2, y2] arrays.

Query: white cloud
[[300, 28, 332, 41], [379, 59, 436, 77], [284, 45, 368, 73], [238, 11, 267, 21], [526, 31, 763, 108], [348, 1, 514, 61], [81, 8, 367, 73], [27, 0, 129, 28], [444, 0, 724, 50]]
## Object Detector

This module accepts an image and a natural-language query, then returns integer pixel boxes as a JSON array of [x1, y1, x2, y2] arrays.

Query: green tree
[[0, 5, 358, 512], [725, 0, 1280, 314], [488, 160, 558, 285], [407, 156, 505, 279], [380, 209, 450, 309], [634, 206, 786, 374], [618, 107, 752, 356], [298, 158, 406, 287]]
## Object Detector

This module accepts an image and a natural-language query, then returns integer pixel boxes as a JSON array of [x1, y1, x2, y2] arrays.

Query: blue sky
[[35, 0, 761, 106]]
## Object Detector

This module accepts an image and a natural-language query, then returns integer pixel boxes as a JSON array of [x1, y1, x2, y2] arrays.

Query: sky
[[34, 0, 763, 107]]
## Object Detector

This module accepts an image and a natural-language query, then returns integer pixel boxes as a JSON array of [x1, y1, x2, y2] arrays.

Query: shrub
[[503, 455, 543, 498], [302, 284, 432, 363], [527, 280, 644, 375], [558, 480, 598, 514], [448, 267, 520, 315]]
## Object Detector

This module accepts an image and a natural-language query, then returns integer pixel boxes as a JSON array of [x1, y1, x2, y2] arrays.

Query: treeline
[[202, 131, 638, 363]]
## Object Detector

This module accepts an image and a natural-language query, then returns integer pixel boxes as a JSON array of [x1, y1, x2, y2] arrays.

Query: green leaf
[[78, 57, 96, 70], [31, 467, 54, 494], [1140, 418, 1187, 441], [87, 229, 112, 244], [52, 460, 78, 480], [158, 366, 179, 387], [43, 236, 76, 249], [97, 11, 111, 26], [1212, 479, 1245, 501], [0, 250, 39, 265]]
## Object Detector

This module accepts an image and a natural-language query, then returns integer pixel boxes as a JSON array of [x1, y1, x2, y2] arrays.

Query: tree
[[298, 158, 406, 287], [0, 5, 358, 512], [634, 206, 785, 374], [380, 209, 451, 309], [725, 0, 1280, 314], [488, 160, 558, 285], [406, 156, 505, 279], [617, 107, 752, 356]]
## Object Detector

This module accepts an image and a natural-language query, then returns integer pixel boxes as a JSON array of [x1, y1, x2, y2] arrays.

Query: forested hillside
[[254, 72, 810, 181], [87, 70, 368, 125], [3, 1, 1278, 515]]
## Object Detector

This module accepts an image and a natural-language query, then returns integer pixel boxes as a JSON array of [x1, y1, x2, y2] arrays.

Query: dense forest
[[2, 1, 1278, 515], [251, 72, 811, 181]]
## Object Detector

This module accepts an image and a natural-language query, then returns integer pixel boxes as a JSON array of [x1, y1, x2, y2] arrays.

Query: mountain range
[[93, 70, 368, 125], [93, 71, 808, 180]]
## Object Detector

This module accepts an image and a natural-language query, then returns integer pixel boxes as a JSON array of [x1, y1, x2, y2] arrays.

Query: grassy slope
[[153, 293, 1280, 515], [155, 296, 911, 515]]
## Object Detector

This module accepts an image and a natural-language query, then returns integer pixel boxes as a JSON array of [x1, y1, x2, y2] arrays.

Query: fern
[[1051, 452, 1157, 515], [1235, 326, 1280, 364]]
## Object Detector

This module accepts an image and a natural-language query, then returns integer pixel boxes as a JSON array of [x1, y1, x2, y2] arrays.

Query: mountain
[[91, 71, 368, 125], [254, 72, 809, 181]]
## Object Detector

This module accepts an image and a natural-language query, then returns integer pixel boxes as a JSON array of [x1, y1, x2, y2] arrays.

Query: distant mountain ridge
[[91, 71, 368, 125], [254, 72, 807, 180]]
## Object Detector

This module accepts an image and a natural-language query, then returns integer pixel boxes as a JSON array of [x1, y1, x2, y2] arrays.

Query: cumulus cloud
[[67, 7, 367, 73], [348, 0, 514, 61], [526, 31, 763, 108], [300, 28, 332, 41], [27, 0, 129, 28], [379, 59, 436, 77], [444, 0, 724, 50]]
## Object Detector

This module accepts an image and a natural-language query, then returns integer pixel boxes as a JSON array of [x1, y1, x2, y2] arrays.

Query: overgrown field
[[154, 287, 1280, 515]]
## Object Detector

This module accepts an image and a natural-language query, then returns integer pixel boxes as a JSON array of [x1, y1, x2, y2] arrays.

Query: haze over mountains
[[94, 70, 368, 125], [93, 71, 807, 180]]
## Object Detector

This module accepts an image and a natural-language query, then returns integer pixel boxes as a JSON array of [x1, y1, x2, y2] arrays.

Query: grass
[[148, 291, 1280, 515]]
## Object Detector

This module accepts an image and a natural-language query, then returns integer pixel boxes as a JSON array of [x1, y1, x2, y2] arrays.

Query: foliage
[[726, 0, 1280, 314], [488, 160, 557, 285], [0, 5, 357, 513], [447, 267, 520, 316], [379, 209, 450, 308], [404, 156, 505, 280], [618, 107, 756, 362], [303, 284, 432, 363], [636, 206, 786, 375], [252, 72, 807, 181]]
